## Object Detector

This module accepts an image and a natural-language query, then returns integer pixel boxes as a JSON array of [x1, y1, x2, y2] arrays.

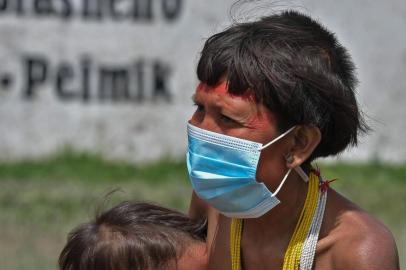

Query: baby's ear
[[286, 126, 321, 168]]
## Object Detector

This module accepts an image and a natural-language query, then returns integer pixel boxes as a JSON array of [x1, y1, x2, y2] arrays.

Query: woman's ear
[[286, 126, 321, 168]]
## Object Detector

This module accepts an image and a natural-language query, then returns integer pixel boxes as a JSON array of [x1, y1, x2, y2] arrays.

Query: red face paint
[[194, 81, 276, 134], [197, 81, 256, 102]]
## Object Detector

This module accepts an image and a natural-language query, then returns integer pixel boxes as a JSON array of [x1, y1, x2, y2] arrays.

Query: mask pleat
[[187, 150, 256, 178]]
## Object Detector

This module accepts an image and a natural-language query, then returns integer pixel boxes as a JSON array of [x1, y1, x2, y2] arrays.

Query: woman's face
[[189, 81, 292, 189]]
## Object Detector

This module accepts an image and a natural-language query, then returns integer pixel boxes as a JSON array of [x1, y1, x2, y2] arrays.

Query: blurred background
[[0, 0, 405, 269]]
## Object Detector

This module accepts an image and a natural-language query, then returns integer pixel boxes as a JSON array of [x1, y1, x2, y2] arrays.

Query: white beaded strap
[[299, 185, 328, 270]]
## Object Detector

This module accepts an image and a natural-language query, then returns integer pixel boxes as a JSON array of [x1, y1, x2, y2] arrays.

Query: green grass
[[321, 162, 406, 230], [0, 149, 187, 184], [0, 151, 405, 269]]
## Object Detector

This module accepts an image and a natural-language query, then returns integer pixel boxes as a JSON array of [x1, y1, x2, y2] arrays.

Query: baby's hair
[[59, 201, 207, 270]]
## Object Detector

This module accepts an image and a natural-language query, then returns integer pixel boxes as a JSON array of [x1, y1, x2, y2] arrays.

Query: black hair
[[197, 10, 369, 160], [58, 201, 207, 270]]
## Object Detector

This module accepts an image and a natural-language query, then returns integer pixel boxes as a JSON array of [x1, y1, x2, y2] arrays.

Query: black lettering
[[23, 57, 48, 99], [133, 60, 145, 101], [15, 0, 25, 16], [0, 73, 13, 90], [34, 0, 54, 16], [81, 57, 91, 102], [21, 56, 174, 103], [162, 0, 182, 21], [60, 0, 73, 19], [0, 0, 25, 16], [109, 0, 126, 20], [1, 0, 184, 23], [56, 63, 76, 100], [0, 0, 7, 12], [153, 61, 171, 101], [83, 0, 102, 20], [132, 0, 153, 21], [98, 68, 130, 101]]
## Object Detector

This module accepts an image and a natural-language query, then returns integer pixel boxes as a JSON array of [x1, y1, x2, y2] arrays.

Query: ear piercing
[[286, 154, 294, 164]]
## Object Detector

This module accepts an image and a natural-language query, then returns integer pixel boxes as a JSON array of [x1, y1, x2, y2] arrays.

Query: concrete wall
[[0, 0, 405, 163]]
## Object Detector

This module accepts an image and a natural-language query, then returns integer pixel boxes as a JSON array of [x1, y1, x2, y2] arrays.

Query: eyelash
[[193, 102, 204, 112], [193, 102, 239, 126], [220, 114, 236, 124]]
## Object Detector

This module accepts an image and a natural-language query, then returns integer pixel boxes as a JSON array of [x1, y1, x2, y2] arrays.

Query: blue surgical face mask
[[186, 123, 308, 219]]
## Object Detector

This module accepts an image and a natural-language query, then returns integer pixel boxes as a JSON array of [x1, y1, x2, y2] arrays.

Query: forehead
[[196, 81, 255, 100], [194, 81, 266, 119], [197, 81, 226, 94]]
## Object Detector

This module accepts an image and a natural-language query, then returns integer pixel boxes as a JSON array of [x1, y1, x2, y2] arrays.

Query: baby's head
[[59, 201, 207, 270]]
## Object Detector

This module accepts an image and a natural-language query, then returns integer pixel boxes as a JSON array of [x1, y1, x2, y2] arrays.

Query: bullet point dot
[[1, 74, 13, 90]]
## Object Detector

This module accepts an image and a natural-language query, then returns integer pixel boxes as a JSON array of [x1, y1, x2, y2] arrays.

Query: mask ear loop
[[259, 126, 309, 183], [272, 168, 292, 197], [271, 166, 309, 198], [260, 126, 308, 196], [259, 126, 297, 150]]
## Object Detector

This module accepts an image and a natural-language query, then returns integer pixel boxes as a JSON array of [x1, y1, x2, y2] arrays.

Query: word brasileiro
[[0, 0, 182, 22]]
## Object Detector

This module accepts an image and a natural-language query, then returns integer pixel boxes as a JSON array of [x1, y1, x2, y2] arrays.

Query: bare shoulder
[[333, 209, 399, 269], [319, 189, 400, 270]]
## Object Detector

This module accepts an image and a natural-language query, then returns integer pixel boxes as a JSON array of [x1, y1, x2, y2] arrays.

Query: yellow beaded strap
[[230, 171, 320, 270], [282, 171, 319, 269], [230, 218, 243, 270]]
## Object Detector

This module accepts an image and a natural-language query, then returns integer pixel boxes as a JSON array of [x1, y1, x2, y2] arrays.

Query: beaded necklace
[[230, 170, 328, 270]]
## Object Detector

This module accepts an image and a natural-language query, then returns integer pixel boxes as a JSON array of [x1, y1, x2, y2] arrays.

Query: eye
[[220, 114, 238, 125], [193, 102, 204, 113]]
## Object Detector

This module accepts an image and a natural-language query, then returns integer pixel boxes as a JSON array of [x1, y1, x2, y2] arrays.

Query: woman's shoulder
[[316, 189, 399, 270]]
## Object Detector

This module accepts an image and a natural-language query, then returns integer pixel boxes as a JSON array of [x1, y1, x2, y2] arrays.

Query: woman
[[187, 10, 399, 270]]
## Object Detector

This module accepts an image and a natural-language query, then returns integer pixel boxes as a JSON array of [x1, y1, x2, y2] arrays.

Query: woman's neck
[[243, 170, 309, 240]]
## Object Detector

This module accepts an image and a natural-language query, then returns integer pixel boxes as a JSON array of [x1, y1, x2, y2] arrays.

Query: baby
[[59, 201, 208, 270]]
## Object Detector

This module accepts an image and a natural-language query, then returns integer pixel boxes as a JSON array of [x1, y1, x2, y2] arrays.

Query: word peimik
[[23, 55, 172, 103], [0, 0, 182, 22]]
